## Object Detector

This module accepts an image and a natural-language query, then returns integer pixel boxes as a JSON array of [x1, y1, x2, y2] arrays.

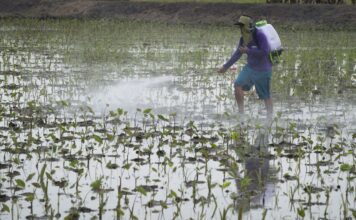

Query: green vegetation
[[131, 0, 355, 4]]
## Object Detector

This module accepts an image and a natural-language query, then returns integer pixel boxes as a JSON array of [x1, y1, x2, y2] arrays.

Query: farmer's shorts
[[234, 65, 272, 100]]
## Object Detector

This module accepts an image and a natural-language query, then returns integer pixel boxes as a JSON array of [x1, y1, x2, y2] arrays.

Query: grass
[[131, 0, 355, 4]]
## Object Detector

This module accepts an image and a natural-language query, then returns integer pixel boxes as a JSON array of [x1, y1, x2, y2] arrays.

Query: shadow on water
[[233, 128, 275, 219]]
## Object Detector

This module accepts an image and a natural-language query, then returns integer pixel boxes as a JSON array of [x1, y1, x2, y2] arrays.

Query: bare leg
[[234, 86, 244, 113], [264, 98, 273, 118]]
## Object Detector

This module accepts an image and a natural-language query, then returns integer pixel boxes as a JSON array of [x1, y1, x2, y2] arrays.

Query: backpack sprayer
[[255, 20, 283, 64]]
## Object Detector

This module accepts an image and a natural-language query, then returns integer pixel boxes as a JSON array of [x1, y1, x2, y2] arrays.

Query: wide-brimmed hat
[[234, 15, 252, 27]]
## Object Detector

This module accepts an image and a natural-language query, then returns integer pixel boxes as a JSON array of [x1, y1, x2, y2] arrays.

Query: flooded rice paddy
[[0, 19, 355, 220]]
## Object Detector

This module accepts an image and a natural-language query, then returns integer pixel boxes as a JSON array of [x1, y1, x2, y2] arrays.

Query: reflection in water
[[233, 128, 275, 219]]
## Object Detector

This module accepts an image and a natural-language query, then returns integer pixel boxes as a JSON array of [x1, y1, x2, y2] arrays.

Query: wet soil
[[1, 0, 355, 30]]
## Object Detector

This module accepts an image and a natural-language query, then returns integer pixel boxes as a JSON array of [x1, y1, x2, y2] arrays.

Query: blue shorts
[[234, 65, 272, 100]]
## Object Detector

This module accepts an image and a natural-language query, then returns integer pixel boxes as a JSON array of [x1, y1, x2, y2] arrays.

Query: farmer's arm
[[218, 38, 243, 73], [246, 31, 269, 57]]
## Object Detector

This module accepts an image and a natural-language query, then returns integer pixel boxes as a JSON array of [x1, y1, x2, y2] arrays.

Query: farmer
[[218, 15, 273, 118]]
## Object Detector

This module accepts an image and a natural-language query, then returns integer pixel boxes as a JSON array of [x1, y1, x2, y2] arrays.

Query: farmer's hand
[[218, 67, 227, 74], [239, 46, 249, 54]]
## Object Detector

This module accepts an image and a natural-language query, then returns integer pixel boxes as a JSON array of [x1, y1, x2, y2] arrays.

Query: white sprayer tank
[[256, 24, 282, 52]]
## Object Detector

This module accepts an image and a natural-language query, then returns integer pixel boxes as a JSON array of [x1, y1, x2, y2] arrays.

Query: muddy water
[[0, 20, 355, 220]]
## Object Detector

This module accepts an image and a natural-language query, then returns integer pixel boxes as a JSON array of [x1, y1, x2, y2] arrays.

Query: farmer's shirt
[[223, 29, 272, 72]]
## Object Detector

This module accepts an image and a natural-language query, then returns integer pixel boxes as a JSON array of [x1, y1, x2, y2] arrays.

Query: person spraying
[[218, 15, 281, 119]]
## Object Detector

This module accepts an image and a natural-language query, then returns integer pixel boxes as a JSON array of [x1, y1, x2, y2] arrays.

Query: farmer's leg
[[234, 65, 253, 114], [264, 98, 273, 118], [234, 86, 245, 113]]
